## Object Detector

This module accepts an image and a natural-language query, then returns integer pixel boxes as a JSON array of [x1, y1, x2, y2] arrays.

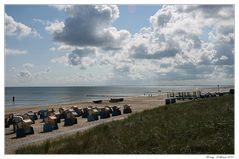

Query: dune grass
[[15, 95, 234, 154]]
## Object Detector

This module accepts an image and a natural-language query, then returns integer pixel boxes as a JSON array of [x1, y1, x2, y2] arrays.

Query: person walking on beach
[[12, 96, 15, 102]]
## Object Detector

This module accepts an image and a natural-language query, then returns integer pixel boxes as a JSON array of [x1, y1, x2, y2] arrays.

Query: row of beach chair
[[5, 104, 132, 138]]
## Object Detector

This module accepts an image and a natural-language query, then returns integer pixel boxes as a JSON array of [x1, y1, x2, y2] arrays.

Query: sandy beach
[[5, 94, 169, 154], [5, 86, 233, 154]]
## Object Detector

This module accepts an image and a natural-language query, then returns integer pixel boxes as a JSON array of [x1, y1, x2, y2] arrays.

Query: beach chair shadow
[[40, 131, 47, 133], [10, 132, 35, 139], [11, 136, 18, 139], [5, 131, 15, 135]]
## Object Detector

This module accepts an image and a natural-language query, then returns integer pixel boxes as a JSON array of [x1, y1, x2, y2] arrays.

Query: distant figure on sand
[[12, 96, 15, 102]]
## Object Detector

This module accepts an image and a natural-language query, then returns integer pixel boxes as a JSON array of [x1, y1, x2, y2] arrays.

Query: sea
[[5, 85, 232, 107]]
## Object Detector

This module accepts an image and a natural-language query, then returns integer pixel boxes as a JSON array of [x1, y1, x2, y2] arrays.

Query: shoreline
[[5, 95, 142, 114], [5, 85, 233, 109], [5, 86, 233, 154], [5, 95, 143, 110]]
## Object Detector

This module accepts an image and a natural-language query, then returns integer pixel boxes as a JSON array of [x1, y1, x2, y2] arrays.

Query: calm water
[[5, 85, 227, 107]]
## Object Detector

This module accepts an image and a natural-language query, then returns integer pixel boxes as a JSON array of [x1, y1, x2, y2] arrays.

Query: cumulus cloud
[[135, 5, 233, 63], [49, 43, 76, 52], [5, 48, 28, 55], [119, 5, 234, 83], [68, 48, 96, 66], [23, 63, 34, 69], [16, 65, 52, 82], [49, 5, 234, 85], [34, 67, 52, 79], [176, 5, 234, 20], [52, 5, 131, 49], [51, 47, 96, 69], [17, 70, 31, 79], [51, 55, 68, 64], [5, 13, 41, 39], [220, 55, 228, 61], [150, 5, 173, 28], [205, 24, 234, 65], [45, 20, 65, 34], [130, 43, 181, 59], [50, 5, 73, 12]]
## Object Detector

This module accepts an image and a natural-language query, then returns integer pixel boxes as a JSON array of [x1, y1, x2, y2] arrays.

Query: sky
[[4, 5, 235, 86]]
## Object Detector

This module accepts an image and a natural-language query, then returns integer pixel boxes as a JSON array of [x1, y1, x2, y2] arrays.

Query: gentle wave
[[10, 99, 48, 101], [86, 94, 129, 97]]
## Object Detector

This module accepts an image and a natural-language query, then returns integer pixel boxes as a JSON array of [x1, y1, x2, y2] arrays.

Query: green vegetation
[[16, 95, 234, 154]]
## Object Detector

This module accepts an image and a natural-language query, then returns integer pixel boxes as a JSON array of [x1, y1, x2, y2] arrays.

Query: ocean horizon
[[5, 85, 233, 107]]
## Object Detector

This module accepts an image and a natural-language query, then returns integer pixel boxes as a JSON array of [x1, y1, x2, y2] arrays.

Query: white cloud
[[67, 48, 96, 66], [17, 70, 31, 79], [48, 5, 234, 85], [51, 48, 96, 69], [49, 47, 56, 51], [121, 5, 233, 83], [5, 48, 28, 55], [23, 63, 34, 69], [5, 13, 41, 39], [16, 65, 52, 83], [34, 67, 52, 79], [50, 5, 73, 12], [45, 20, 65, 34], [33, 18, 46, 25], [51, 55, 68, 65], [220, 55, 229, 61], [131, 5, 233, 64], [49, 43, 76, 52], [52, 5, 131, 50]]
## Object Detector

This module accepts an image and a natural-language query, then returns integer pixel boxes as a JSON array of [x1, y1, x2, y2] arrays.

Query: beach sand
[[5, 94, 170, 154], [5, 86, 233, 154]]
